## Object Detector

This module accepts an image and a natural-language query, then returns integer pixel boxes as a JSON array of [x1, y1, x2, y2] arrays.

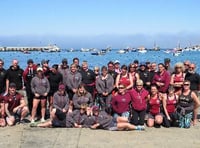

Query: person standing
[[0, 59, 7, 95], [66, 64, 82, 100], [30, 67, 50, 124], [48, 64, 63, 112], [23, 59, 37, 113], [170, 62, 185, 95], [115, 65, 133, 90], [58, 58, 69, 86], [79, 61, 96, 97], [95, 66, 114, 113], [185, 63, 200, 92], [152, 63, 170, 93], [6, 59, 26, 101]]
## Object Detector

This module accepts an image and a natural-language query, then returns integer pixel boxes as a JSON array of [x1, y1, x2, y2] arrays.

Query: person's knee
[[147, 119, 154, 127], [155, 116, 163, 124]]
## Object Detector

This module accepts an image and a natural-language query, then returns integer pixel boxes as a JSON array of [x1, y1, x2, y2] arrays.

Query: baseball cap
[[114, 60, 120, 64], [140, 62, 146, 66], [92, 106, 99, 112], [62, 58, 68, 64], [9, 82, 16, 88], [164, 58, 171, 63], [41, 59, 49, 65], [27, 59, 34, 64], [37, 67, 43, 72], [58, 84, 65, 90]]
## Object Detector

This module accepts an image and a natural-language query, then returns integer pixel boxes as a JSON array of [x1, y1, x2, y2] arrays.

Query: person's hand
[[62, 109, 67, 113], [35, 93, 40, 97], [13, 107, 20, 113], [72, 88, 77, 93], [43, 92, 48, 96], [86, 107, 91, 116], [167, 116, 171, 121]]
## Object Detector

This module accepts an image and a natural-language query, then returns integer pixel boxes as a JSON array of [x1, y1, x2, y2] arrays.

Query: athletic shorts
[[147, 113, 163, 119], [34, 96, 47, 100], [52, 119, 66, 127], [55, 109, 66, 121]]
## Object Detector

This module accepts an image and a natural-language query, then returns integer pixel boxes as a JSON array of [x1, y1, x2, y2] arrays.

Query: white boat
[[163, 49, 172, 54], [137, 46, 147, 53], [80, 48, 90, 52], [41, 44, 60, 52], [117, 49, 126, 54], [138, 50, 147, 53]]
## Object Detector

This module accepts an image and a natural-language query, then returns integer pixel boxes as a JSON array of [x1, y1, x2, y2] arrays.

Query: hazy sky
[[0, 0, 200, 48]]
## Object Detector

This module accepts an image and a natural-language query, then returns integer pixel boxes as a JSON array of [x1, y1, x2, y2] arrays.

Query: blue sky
[[0, 0, 200, 48]]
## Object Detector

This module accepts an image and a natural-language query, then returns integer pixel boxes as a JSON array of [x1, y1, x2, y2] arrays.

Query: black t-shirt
[[6, 66, 24, 90], [0, 68, 7, 94], [185, 72, 200, 91]]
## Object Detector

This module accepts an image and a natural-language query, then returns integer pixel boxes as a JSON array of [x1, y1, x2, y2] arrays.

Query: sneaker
[[20, 119, 26, 124], [136, 125, 145, 130], [30, 122, 38, 127], [108, 126, 118, 131], [31, 119, 35, 124], [40, 118, 45, 123]]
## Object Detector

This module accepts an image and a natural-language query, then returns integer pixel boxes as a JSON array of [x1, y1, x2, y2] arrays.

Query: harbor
[[0, 44, 60, 52]]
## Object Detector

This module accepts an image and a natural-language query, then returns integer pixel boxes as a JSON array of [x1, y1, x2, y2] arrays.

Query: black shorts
[[34, 96, 47, 100], [55, 109, 66, 120], [52, 119, 66, 127]]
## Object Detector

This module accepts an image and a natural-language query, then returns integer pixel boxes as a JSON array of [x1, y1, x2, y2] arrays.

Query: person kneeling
[[4, 83, 29, 126]]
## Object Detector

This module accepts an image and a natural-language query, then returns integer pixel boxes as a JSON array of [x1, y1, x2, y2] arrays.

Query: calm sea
[[0, 49, 199, 73]]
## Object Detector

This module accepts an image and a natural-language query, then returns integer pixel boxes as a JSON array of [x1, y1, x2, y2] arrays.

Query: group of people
[[0, 57, 199, 130]]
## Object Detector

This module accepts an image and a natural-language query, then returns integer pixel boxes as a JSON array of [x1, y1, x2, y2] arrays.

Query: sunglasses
[[184, 64, 189, 66], [118, 87, 125, 89], [183, 83, 190, 86], [136, 85, 142, 86]]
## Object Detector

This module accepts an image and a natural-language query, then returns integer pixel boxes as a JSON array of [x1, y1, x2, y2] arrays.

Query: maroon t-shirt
[[130, 88, 149, 111], [4, 93, 23, 112], [111, 92, 132, 114]]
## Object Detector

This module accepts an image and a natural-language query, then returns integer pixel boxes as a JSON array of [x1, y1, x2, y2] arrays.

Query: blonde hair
[[77, 83, 88, 97], [136, 79, 144, 86], [174, 62, 185, 72]]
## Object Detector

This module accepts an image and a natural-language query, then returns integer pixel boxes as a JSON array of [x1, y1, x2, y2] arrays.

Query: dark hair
[[0, 59, 4, 64], [107, 61, 114, 65], [101, 66, 108, 71], [121, 64, 128, 70], [73, 57, 79, 62]]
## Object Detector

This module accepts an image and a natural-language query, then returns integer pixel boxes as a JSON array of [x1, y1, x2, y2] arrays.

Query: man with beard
[[185, 63, 200, 92], [79, 61, 96, 97], [58, 58, 69, 86]]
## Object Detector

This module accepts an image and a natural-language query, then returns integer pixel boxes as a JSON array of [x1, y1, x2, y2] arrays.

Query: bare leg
[[147, 118, 155, 127], [37, 120, 52, 128], [31, 99, 40, 121], [41, 99, 46, 119], [116, 117, 129, 123], [21, 106, 29, 120], [155, 115, 163, 125], [117, 122, 137, 130]]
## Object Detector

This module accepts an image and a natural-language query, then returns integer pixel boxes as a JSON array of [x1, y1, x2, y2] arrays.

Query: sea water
[[0, 50, 199, 73]]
